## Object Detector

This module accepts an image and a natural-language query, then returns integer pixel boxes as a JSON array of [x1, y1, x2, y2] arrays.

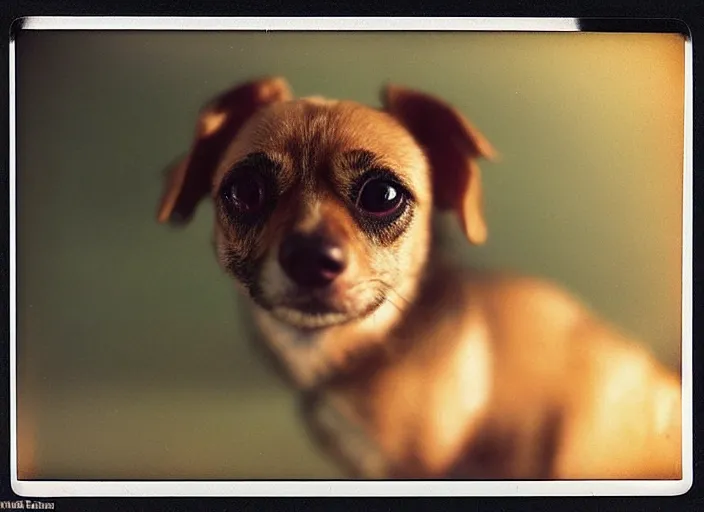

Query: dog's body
[[158, 77, 682, 480], [299, 261, 682, 480]]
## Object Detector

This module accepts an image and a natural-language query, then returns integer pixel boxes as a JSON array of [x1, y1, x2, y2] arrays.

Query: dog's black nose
[[278, 233, 348, 288]]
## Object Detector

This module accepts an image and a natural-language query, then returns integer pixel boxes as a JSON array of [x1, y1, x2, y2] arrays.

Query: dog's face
[[210, 100, 432, 329], [158, 77, 495, 331]]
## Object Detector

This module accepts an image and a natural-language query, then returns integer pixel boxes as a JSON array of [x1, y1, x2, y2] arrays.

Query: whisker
[[385, 287, 411, 305], [370, 277, 412, 306], [385, 296, 404, 313], [344, 276, 417, 316]]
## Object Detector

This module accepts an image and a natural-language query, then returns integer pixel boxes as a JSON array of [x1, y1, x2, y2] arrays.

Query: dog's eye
[[224, 173, 266, 214], [356, 178, 405, 216]]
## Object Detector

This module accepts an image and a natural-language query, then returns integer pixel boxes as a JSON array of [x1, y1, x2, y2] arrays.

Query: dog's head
[[158, 77, 495, 331]]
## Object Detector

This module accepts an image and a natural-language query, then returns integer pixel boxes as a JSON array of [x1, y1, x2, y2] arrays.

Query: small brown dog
[[157, 77, 682, 480]]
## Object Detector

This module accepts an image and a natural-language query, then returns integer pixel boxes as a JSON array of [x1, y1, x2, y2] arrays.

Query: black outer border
[[578, 17, 692, 36], [1, 1, 702, 511]]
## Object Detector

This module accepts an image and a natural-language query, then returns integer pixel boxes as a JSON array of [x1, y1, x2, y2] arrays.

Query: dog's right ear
[[157, 77, 293, 225]]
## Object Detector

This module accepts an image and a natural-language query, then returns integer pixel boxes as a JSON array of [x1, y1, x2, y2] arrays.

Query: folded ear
[[381, 84, 496, 245], [157, 77, 293, 225]]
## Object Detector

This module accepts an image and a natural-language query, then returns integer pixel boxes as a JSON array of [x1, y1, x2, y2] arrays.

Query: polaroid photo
[[7, 16, 693, 500]]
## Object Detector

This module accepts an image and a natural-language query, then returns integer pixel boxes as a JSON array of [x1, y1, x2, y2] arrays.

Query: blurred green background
[[15, 30, 684, 479]]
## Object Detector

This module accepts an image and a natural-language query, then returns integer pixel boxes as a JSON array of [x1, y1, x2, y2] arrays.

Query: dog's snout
[[278, 233, 348, 288]]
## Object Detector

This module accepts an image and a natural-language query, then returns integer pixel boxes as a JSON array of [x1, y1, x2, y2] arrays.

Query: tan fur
[[159, 77, 682, 480]]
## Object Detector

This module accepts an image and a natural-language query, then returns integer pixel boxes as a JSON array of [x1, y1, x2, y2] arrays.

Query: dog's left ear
[[382, 85, 497, 245]]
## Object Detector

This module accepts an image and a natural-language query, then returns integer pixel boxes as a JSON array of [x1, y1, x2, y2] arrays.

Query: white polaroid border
[[8, 16, 694, 498]]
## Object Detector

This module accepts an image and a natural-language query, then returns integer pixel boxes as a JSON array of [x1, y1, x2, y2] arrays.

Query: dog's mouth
[[252, 285, 388, 330], [270, 307, 354, 330]]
